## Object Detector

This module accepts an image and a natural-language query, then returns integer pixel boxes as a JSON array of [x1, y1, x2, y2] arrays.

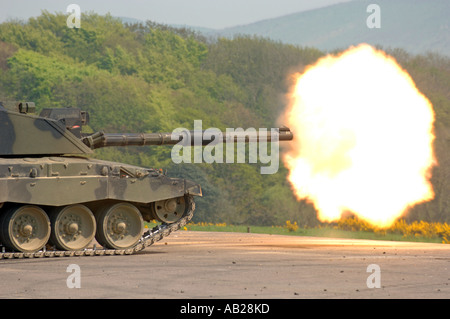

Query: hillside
[[212, 0, 450, 57], [0, 13, 449, 226]]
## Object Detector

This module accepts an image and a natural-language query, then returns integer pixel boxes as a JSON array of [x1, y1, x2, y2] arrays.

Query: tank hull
[[0, 156, 201, 207], [0, 156, 201, 254]]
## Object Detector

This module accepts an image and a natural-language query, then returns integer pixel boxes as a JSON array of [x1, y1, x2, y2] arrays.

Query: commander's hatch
[[39, 107, 89, 138]]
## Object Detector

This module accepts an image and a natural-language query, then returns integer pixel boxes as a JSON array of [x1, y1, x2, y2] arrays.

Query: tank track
[[0, 196, 194, 260]]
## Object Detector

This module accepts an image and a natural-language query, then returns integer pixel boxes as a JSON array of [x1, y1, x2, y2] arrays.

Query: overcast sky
[[0, 0, 352, 29]]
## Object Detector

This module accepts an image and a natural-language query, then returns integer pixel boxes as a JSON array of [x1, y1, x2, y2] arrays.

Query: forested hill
[[0, 13, 449, 226]]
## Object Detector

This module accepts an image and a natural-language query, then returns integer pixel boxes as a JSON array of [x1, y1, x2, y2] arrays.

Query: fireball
[[281, 44, 436, 228]]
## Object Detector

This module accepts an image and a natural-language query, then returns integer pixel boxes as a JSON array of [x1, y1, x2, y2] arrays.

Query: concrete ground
[[1, 231, 450, 299]]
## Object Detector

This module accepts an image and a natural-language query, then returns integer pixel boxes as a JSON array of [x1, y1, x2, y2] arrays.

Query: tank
[[0, 101, 293, 258]]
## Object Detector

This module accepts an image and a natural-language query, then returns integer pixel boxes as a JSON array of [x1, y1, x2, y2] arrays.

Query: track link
[[0, 196, 194, 260]]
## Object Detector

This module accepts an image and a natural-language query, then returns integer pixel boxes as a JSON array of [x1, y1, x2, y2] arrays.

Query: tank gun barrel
[[82, 127, 293, 150]]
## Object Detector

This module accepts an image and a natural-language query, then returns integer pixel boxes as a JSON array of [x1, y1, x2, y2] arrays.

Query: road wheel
[[0, 205, 50, 253], [95, 203, 143, 249], [49, 204, 96, 251], [152, 196, 186, 223]]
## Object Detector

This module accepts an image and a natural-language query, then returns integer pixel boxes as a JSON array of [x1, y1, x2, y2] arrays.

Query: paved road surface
[[1, 231, 450, 299]]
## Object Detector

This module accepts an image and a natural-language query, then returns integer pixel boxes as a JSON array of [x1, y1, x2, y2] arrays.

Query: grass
[[145, 219, 449, 244]]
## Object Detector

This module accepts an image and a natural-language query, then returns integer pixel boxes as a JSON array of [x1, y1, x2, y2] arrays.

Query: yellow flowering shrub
[[335, 217, 450, 243], [179, 216, 450, 244], [285, 220, 299, 232]]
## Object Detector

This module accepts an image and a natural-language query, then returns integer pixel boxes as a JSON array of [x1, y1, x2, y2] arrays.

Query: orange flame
[[281, 44, 436, 228]]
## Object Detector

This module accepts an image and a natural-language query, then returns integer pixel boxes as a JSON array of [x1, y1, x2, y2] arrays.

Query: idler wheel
[[152, 196, 186, 223], [95, 203, 143, 249], [0, 205, 51, 253], [49, 204, 96, 251]]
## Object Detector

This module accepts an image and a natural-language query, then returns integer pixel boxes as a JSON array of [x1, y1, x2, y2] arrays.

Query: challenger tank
[[0, 101, 293, 258]]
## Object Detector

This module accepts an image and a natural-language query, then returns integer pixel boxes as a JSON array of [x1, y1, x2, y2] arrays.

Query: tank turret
[[0, 102, 293, 257], [0, 102, 92, 156]]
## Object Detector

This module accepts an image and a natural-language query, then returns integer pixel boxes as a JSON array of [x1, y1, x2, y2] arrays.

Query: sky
[[0, 0, 352, 29]]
